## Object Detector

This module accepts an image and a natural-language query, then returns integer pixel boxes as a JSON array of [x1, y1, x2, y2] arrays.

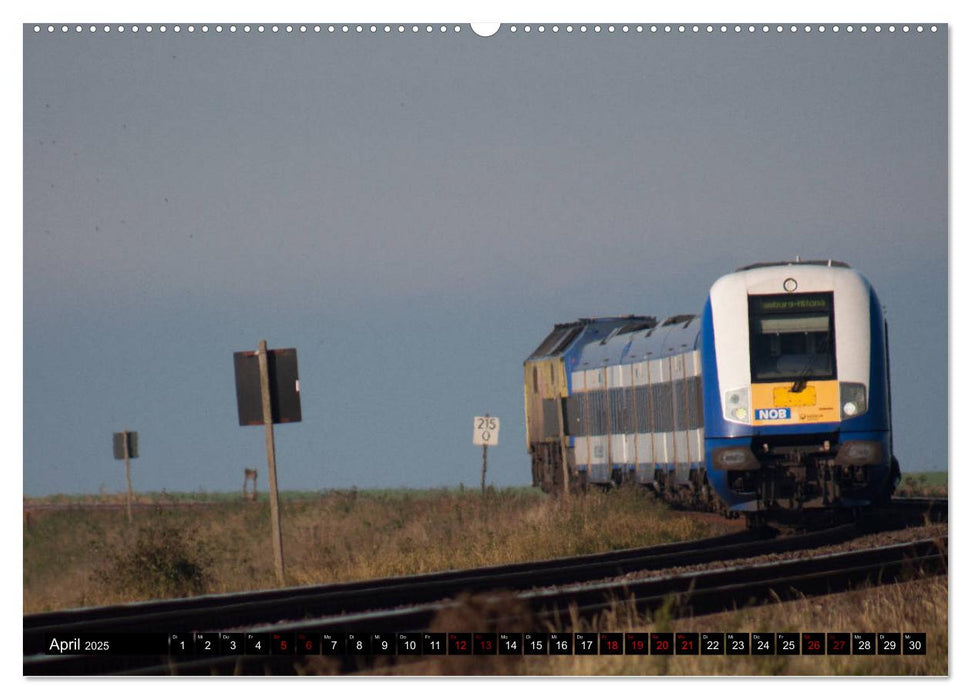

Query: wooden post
[[123, 429, 133, 523], [555, 385, 570, 499], [561, 448, 569, 498], [481, 444, 488, 494], [258, 340, 286, 586], [480, 412, 491, 494]]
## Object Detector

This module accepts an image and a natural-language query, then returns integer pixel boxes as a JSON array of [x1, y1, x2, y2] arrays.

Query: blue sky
[[22, 22, 947, 496]]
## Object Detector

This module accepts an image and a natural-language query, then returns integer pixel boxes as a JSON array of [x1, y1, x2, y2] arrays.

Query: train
[[523, 260, 900, 526]]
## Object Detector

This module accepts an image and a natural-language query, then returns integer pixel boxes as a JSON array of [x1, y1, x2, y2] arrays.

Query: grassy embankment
[[24, 486, 721, 613], [896, 471, 947, 498]]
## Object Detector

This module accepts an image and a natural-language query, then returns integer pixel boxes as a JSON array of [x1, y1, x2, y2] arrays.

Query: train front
[[700, 261, 898, 519]]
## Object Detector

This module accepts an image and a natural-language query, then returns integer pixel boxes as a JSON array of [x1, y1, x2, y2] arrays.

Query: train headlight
[[711, 446, 759, 470], [839, 383, 867, 420], [835, 440, 883, 466], [724, 388, 750, 423]]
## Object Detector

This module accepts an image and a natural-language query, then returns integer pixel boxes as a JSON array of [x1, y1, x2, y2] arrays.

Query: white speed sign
[[473, 416, 499, 446]]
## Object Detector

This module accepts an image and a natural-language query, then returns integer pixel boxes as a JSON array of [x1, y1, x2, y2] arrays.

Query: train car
[[702, 260, 899, 522], [524, 260, 899, 524], [524, 313, 714, 506], [524, 316, 655, 492]]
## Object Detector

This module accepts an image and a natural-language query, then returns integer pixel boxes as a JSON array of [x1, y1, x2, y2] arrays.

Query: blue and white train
[[523, 260, 899, 523]]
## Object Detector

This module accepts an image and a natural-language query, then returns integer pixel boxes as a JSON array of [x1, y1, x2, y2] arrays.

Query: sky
[[21, 20, 948, 497]]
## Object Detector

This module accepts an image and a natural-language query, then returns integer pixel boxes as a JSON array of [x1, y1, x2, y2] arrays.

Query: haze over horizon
[[23, 24, 947, 496]]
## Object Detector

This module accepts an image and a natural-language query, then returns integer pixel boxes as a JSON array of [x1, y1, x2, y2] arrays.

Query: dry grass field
[[23, 486, 725, 613], [354, 576, 947, 677], [23, 486, 947, 677]]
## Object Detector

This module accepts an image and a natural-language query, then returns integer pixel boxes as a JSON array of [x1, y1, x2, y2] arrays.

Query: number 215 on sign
[[473, 416, 500, 446]]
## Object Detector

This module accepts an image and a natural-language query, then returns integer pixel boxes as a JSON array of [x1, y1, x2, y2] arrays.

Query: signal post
[[473, 415, 499, 493], [234, 341, 301, 586]]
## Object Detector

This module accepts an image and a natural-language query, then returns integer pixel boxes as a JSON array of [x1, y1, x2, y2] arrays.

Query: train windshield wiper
[[789, 331, 829, 393]]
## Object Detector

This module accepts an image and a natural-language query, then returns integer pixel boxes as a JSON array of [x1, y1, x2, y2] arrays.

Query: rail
[[24, 523, 946, 675]]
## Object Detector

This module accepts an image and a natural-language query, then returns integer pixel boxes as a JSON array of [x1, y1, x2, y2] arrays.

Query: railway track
[[22, 529, 773, 646], [24, 505, 946, 675], [26, 536, 945, 675], [24, 523, 886, 645], [888, 496, 947, 515]]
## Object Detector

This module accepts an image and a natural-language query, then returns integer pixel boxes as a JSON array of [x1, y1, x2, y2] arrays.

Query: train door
[[585, 368, 609, 483], [686, 350, 705, 474], [670, 354, 691, 485], [632, 361, 651, 484], [608, 364, 633, 481]]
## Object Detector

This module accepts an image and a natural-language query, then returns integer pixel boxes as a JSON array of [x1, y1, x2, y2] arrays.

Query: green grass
[[897, 470, 947, 498]]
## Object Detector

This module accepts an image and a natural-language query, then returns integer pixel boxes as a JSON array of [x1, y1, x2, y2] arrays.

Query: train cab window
[[748, 293, 836, 383]]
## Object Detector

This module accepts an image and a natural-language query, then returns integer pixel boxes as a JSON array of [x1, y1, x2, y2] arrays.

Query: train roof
[[736, 259, 850, 271], [526, 316, 655, 360], [571, 314, 701, 369], [714, 259, 871, 299]]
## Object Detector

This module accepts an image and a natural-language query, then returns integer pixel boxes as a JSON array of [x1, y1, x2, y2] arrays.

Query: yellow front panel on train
[[751, 380, 839, 425], [772, 385, 816, 407]]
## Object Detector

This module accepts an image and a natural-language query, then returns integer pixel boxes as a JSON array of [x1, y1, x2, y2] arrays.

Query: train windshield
[[748, 293, 836, 383]]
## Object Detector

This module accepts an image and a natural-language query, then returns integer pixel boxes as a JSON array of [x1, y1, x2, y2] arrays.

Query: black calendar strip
[[41, 631, 927, 656]]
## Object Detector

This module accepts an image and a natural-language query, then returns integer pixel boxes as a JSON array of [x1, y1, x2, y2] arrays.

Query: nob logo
[[756, 408, 791, 421]]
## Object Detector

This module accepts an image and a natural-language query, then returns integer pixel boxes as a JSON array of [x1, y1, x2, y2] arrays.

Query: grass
[[356, 576, 947, 676], [25, 489, 365, 505], [896, 471, 947, 498], [23, 486, 725, 613], [94, 523, 213, 599], [23, 485, 947, 676]]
